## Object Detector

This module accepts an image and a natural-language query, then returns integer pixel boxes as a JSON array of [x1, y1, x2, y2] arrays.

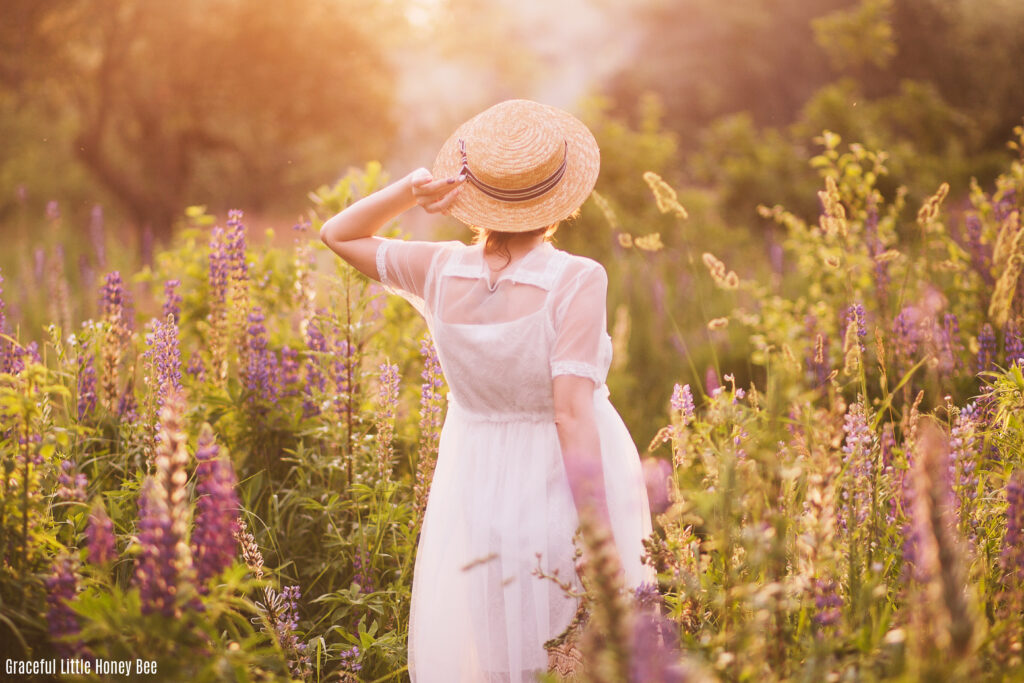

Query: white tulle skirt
[[407, 385, 655, 683]]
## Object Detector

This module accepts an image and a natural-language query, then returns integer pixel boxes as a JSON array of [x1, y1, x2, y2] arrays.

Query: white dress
[[375, 237, 656, 683]]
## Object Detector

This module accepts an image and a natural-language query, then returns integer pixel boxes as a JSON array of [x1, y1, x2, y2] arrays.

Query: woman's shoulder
[[552, 247, 607, 280]]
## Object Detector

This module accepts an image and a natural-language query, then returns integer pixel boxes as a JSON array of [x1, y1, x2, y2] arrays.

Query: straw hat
[[432, 99, 600, 233]]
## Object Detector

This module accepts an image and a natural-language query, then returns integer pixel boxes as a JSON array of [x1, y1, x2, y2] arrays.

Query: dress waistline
[[446, 384, 610, 424]]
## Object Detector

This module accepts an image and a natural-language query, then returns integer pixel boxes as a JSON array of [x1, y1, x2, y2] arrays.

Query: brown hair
[[471, 223, 560, 270]]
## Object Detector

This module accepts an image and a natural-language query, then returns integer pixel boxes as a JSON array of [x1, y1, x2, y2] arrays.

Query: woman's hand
[[409, 167, 465, 215], [318, 166, 465, 278]]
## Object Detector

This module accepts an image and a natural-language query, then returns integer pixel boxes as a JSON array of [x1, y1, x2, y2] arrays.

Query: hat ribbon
[[458, 139, 568, 202]]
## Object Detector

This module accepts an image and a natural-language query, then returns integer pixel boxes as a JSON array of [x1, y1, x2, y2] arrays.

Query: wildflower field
[[2, 123, 1024, 683]]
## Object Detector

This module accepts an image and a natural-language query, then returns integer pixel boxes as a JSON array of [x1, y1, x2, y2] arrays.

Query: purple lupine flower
[[162, 279, 182, 324], [994, 187, 1017, 222], [1002, 472, 1024, 585], [376, 361, 401, 477], [812, 577, 842, 627], [207, 226, 231, 383], [9, 340, 41, 375], [1004, 319, 1023, 368], [135, 391, 195, 616], [117, 387, 138, 423], [418, 335, 444, 448], [670, 383, 695, 428], [843, 303, 867, 351], [226, 210, 248, 284], [338, 646, 362, 674], [628, 611, 687, 683], [44, 553, 83, 657], [86, 499, 116, 566], [939, 313, 963, 376], [100, 271, 127, 409], [415, 335, 445, 515], [47, 244, 72, 333], [901, 510, 930, 584], [134, 477, 179, 616], [272, 584, 310, 679], [633, 581, 662, 610], [733, 425, 749, 459], [642, 457, 672, 515], [302, 318, 328, 418], [242, 306, 278, 404], [77, 348, 98, 421], [892, 307, 921, 367], [352, 546, 374, 594], [90, 204, 106, 268], [840, 399, 876, 529], [208, 227, 230, 308], [56, 459, 88, 502], [963, 214, 994, 287], [704, 366, 720, 396], [977, 323, 997, 375], [949, 402, 979, 516], [143, 315, 183, 422], [100, 271, 124, 321], [192, 425, 241, 590], [186, 351, 206, 382], [280, 346, 300, 398], [45, 199, 60, 221]]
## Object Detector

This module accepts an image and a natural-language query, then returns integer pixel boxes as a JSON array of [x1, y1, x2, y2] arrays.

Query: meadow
[[2, 124, 1024, 683]]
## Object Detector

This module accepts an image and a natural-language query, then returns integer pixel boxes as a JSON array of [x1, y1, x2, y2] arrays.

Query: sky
[[388, 0, 649, 234]]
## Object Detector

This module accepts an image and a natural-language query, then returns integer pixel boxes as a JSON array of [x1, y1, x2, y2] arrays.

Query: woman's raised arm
[[319, 168, 464, 278]]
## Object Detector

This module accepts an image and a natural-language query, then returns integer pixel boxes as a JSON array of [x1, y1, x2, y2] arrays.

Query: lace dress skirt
[[406, 385, 655, 683]]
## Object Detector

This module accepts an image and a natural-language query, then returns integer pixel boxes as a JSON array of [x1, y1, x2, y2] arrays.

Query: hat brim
[[432, 102, 600, 233]]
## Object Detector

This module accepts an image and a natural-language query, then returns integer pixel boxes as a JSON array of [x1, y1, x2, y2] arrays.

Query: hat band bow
[[458, 139, 568, 203]]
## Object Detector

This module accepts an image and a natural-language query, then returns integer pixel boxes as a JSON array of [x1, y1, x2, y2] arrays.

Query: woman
[[320, 99, 655, 682]]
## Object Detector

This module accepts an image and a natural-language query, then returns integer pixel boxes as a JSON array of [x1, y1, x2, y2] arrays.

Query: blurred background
[[2, 0, 1023, 441]]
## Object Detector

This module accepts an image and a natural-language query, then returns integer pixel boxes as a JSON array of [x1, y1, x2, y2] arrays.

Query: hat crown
[[463, 101, 566, 191], [432, 98, 600, 232]]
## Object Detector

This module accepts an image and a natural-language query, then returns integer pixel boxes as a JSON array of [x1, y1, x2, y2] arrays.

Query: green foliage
[[813, 0, 897, 71], [630, 126, 1024, 681], [4, 115, 1024, 681]]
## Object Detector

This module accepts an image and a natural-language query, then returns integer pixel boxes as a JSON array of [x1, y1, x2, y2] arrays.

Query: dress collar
[[445, 241, 565, 291]]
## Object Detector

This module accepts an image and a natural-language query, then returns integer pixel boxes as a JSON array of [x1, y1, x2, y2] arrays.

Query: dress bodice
[[375, 239, 613, 420]]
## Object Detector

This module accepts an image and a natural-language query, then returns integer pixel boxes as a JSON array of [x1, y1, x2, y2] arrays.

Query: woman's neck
[[484, 232, 545, 261]]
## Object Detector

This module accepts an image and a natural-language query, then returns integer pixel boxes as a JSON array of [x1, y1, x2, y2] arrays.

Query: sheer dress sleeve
[[550, 261, 609, 389], [375, 238, 462, 317]]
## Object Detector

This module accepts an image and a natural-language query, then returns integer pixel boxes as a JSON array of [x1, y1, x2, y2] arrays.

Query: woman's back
[[377, 239, 613, 419]]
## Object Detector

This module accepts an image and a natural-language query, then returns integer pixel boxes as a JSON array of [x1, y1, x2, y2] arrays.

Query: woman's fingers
[[422, 185, 462, 214], [413, 174, 465, 198], [409, 167, 433, 187]]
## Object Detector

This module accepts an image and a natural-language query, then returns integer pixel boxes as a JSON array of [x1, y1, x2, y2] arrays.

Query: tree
[[2, 0, 399, 247]]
